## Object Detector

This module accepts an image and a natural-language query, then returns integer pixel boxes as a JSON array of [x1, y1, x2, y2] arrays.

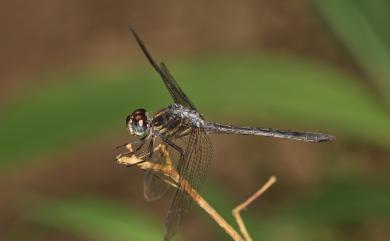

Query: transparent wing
[[143, 147, 171, 202], [159, 62, 197, 111], [130, 28, 197, 111], [164, 128, 212, 241]]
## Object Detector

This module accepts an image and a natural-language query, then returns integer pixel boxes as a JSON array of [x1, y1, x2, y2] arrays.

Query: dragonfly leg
[[157, 144, 174, 168], [116, 135, 148, 149], [129, 139, 155, 161], [160, 137, 186, 176], [160, 137, 184, 160], [116, 151, 133, 159], [116, 140, 138, 149], [147, 139, 154, 159], [116, 138, 149, 160]]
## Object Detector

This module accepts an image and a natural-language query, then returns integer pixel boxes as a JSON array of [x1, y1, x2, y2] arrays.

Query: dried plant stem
[[116, 143, 276, 241], [175, 170, 245, 241], [232, 176, 277, 241]]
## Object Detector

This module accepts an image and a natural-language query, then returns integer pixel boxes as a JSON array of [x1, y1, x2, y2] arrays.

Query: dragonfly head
[[126, 108, 150, 137]]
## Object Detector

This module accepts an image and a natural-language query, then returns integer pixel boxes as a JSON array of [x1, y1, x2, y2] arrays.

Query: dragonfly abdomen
[[203, 121, 335, 143]]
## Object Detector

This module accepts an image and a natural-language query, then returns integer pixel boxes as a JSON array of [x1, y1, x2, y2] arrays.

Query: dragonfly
[[119, 28, 335, 241]]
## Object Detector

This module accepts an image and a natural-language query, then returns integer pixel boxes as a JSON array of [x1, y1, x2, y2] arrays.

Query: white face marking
[[128, 119, 134, 134], [138, 119, 143, 126]]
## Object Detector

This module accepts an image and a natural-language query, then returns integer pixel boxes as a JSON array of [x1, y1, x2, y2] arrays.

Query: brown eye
[[132, 109, 147, 126], [127, 108, 149, 136]]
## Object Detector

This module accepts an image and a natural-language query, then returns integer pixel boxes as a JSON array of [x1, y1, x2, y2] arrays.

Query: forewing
[[159, 62, 197, 111], [164, 128, 212, 241], [130, 28, 197, 110]]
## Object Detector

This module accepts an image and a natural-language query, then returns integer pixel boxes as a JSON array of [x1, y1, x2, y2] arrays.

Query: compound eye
[[127, 109, 149, 136]]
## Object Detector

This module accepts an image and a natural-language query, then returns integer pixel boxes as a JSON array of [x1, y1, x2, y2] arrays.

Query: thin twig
[[232, 176, 277, 241], [116, 143, 276, 241]]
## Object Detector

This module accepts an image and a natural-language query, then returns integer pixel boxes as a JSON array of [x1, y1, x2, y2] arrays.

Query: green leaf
[[280, 179, 390, 222], [313, 0, 390, 103], [25, 196, 167, 241], [249, 178, 390, 241]]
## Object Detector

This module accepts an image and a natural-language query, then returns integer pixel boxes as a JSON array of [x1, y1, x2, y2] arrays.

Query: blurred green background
[[1, 0, 389, 241]]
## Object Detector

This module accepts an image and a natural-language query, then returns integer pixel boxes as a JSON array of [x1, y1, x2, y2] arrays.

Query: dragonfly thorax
[[170, 104, 204, 127]]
